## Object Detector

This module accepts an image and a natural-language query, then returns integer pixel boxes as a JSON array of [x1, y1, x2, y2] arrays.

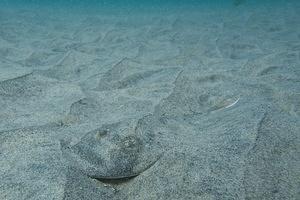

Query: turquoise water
[[0, 1, 299, 21], [0, 0, 297, 10], [1, 1, 298, 19]]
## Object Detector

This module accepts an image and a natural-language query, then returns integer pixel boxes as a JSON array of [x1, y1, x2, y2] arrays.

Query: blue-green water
[[0, 1, 298, 19], [0, 0, 298, 10]]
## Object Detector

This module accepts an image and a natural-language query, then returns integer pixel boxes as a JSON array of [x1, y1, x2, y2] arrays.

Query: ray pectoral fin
[[224, 97, 240, 109], [62, 119, 162, 185], [89, 174, 138, 185], [89, 154, 162, 184]]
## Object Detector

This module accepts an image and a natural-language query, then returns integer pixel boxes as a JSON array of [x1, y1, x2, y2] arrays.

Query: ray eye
[[95, 129, 108, 139]]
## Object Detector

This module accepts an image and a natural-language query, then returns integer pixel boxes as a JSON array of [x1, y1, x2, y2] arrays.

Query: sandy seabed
[[0, 2, 300, 200]]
